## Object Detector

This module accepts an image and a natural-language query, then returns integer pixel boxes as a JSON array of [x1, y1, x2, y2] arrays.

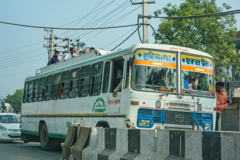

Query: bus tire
[[40, 123, 61, 151]]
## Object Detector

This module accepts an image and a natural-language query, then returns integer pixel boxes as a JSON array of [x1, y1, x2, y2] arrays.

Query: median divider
[[64, 127, 240, 160]]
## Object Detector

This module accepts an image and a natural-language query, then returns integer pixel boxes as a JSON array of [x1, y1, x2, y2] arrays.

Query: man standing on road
[[16, 111, 21, 117], [215, 81, 228, 131]]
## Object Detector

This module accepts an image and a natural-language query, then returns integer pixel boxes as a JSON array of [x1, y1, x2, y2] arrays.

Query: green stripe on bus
[[48, 133, 67, 139], [21, 129, 67, 139], [25, 48, 131, 81], [21, 129, 38, 136]]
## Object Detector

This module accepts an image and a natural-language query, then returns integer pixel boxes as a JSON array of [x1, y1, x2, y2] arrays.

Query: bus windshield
[[132, 50, 177, 92], [181, 55, 215, 97]]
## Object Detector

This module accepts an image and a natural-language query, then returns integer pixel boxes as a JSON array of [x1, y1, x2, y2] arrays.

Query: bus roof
[[25, 44, 213, 82]]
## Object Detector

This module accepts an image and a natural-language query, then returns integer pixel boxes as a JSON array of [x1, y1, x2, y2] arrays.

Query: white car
[[0, 113, 21, 141]]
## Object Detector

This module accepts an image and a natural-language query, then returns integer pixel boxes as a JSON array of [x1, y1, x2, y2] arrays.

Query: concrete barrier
[[66, 127, 240, 160]]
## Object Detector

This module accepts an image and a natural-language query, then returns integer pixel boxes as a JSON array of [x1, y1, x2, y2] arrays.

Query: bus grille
[[165, 111, 192, 125], [169, 102, 190, 110]]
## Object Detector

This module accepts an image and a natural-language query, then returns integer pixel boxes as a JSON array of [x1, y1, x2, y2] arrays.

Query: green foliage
[[4, 89, 23, 112], [154, 0, 240, 80]]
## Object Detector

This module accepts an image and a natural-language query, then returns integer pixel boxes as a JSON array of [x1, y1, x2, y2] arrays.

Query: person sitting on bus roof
[[64, 48, 77, 61], [90, 47, 95, 51], [79, 51, 85, 55], [51, 51, 59, 64], [70, 47, 77, 58]]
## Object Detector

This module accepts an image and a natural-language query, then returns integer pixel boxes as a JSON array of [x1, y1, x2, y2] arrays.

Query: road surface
[[0, 140, 62, 160]]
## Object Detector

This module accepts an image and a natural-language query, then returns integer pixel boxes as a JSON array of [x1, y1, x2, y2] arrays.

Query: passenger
[[51, 51, 59, 64], [45, 86, 48, 100], [90, 47, 95, 51], [61, 84, 64, 98], [215, 81, 228, 131], [197, 81, 202, 90], [80, 80, 84, 96]]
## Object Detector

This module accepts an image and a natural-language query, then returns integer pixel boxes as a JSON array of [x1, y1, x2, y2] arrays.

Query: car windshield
[[0, 115, 20, 123], [132, 50, 177, 92]]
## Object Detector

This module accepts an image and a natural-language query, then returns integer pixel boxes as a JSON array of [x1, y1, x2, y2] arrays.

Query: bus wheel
[[40, 123, 61, 151]]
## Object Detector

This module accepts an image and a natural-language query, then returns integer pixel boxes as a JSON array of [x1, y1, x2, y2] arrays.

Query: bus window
[[23, 82, 29, 103], [38, 78, 46, 101], [61, 71, 70, 99], [124, 61, 129, 89], [52, 74, 61, 100], [33, 79, 39, 102], [79, 66, 91, 97], [70, 69, 79, 98], [45, 76, 53, 101], [91, 63, 103, 95], [111, 59, 124, 92], [102, 61, 110, 93], [28, 81, 33, 102]]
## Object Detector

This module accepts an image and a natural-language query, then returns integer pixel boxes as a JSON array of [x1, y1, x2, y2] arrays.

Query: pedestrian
[[90, 47, 95, 51], [215, 81, 228, 131], [16, 111, 21, 117], [51, 51, 59, 64]]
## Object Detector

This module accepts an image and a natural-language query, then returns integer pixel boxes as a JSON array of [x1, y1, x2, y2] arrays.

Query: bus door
[[107, 59, 124, 114]]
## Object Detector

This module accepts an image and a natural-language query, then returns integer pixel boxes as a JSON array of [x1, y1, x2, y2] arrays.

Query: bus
[[21, 44, 216, 150]]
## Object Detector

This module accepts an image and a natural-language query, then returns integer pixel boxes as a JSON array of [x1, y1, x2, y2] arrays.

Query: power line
[[0, 41, 44, 54], [67, 0, 116, 38], [79, 3, 133, 39], [59, 0, 106, 37], [0, 52, 46, 65], [83, 6, 141, 43], [0, 20, 139, 30], [71, 0, 130, 39], [141, 9, 240, 19], [102, 27, 136, 49], [111, 24, 142, 51], [0, 54, 47, 69]]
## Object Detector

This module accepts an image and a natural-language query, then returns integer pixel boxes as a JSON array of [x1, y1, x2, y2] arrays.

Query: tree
[[4, 89, 23, 112], [154, 0, 240, 80]]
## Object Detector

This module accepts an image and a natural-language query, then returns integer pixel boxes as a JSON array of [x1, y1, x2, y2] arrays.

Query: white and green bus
[[21, 44, 216, 150]]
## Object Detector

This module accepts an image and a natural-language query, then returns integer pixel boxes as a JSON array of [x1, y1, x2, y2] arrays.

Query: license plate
[[11, 133, 21, 136]]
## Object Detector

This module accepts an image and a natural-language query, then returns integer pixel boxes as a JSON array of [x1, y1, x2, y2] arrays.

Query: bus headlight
[[204, 124, 211, 130], [139, 119, 150, 126]]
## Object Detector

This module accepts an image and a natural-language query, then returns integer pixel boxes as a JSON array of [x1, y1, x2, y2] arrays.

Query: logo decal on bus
[[92, 97, 106, 113]]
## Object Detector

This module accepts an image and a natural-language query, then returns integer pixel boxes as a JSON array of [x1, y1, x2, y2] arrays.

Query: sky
[[0, 0, 240, 99]]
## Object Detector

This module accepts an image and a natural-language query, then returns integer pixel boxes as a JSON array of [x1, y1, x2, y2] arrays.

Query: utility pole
[[44, 28, 54, 62], [50, 29, 54, 58], [131, 0, 155, 43], [67, 39, 70, 53]]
